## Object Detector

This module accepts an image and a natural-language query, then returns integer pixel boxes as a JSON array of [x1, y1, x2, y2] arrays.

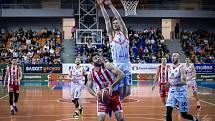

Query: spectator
[[71, 25, 77, 39], [0, 28, 62, 64], [180, 29, 214, 63]]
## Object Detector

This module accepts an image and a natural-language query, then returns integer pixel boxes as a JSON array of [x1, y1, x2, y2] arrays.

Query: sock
[[78, 106, 82, 109], [193, 117, 196, 121], [197, 101, 200, 106], [10, 105, 14, 110], [13, 103, 16, 107]]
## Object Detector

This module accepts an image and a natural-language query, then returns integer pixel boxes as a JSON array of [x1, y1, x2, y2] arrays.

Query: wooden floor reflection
[[0, 86, 214, 121]]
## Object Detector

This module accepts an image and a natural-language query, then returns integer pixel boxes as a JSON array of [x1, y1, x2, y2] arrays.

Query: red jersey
[[7, 65, 20, 85], [90, 64, 116, 91], [158, 65, 169, 84]]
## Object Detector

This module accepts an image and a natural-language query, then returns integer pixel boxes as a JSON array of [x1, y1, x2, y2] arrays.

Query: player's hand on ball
[[97, 0, 104, 5], [104, 0, 112, 5]]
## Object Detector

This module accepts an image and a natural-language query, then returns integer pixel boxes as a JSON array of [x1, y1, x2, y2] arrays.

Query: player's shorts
[[114, 62, 132, 87], [97, 91, 122, 115], [166, 86, 189, 112], [159, 83, 168, 97], [8, 84, 19, 93], [70, 82, 83, 99], [187, 80, 198, 93]]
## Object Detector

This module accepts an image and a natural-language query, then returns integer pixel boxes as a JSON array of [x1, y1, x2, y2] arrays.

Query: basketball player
[[152, 57, 170, 106], [87, 53, 125, 121], [4, 57, 22, 115], [68, 57, 87, 119], [97, 0, 131, 99], [185, 57, 201, 111], [165, 53, 198, 121]]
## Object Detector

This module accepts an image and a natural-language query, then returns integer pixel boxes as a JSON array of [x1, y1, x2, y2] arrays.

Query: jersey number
[[182, 102, 187, 106]]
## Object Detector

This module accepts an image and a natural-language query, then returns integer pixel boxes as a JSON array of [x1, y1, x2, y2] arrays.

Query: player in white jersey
[[4, 57, 23, 115], [68, 57, 87, 119], [152, 57, 170, 106], [97, 0, 131, 99], [185, 57, 201, 111], [165, 53, 198, 121]]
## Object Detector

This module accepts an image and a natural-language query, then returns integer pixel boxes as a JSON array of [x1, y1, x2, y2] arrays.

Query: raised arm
[[97, 0, 113, 38], [105, 0, 128, 37]]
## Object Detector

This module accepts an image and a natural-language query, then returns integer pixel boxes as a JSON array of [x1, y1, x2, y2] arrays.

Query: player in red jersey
[[87, 53, 125, 121], [152, 57, 170, 106], [4, 57, 23, 115]]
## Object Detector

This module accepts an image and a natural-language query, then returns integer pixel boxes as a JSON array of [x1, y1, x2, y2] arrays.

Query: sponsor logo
[[24, 64, 62, 73], [195, 64, 214, 73], [24, 76, 42, 79], [132, 66, 138, 71]]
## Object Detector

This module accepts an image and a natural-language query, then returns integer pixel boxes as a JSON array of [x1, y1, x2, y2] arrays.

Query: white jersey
[[185, 64, 196, 81], [110, 31, 130, 63], [70, 66, 84, 84], [168, 64, 186, 91]]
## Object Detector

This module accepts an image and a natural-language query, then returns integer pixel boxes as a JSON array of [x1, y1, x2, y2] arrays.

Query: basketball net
[[121, 0, 139, 16]]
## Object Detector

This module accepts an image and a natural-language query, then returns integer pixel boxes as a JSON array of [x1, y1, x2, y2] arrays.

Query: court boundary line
[[190, 96, 215, 106], [0, 94, 8, 100], [198, 86, 215, 91], [0, 105, 212, 108], [56, 117, 165, 121], [57, 98, 140, 105], [1, 113, 215, 119]]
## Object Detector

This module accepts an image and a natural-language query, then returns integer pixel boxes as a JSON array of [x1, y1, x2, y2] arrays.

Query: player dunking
[[87, 53, 125, 121], [68, 57, 87, 119], [4, 57, 23, 115], [185, 57, 201, 111], [165, 53, 198, 121], [152, 57, 170, 106], [97, 0, 131, 99]]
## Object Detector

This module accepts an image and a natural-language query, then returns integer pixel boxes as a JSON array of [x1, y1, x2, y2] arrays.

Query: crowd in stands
[[76, 27, 171, 63], [0, 27, 62, 64], [180, 29, 215, 63]]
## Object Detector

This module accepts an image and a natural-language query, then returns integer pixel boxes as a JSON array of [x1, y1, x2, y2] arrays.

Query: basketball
[[97, 89, 110, 102]]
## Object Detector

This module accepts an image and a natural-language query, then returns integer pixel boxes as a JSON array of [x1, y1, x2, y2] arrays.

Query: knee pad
[[72, 98, 79, 108], [166, 106, 173, 115], [181, 112, 187, 118], [166, 106, 173, 121], [181, 112, 193, 120]]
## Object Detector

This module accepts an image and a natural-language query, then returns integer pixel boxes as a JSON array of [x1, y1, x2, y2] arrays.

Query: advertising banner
[[24, 64, 62, 73], [195, 64, 215, 73]]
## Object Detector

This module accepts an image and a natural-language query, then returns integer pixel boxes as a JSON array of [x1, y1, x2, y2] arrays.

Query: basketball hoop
[[121, 0, 139, 16]]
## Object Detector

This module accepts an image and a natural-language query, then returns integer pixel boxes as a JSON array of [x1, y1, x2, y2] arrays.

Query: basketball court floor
[[0, 85, 214, 121]]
